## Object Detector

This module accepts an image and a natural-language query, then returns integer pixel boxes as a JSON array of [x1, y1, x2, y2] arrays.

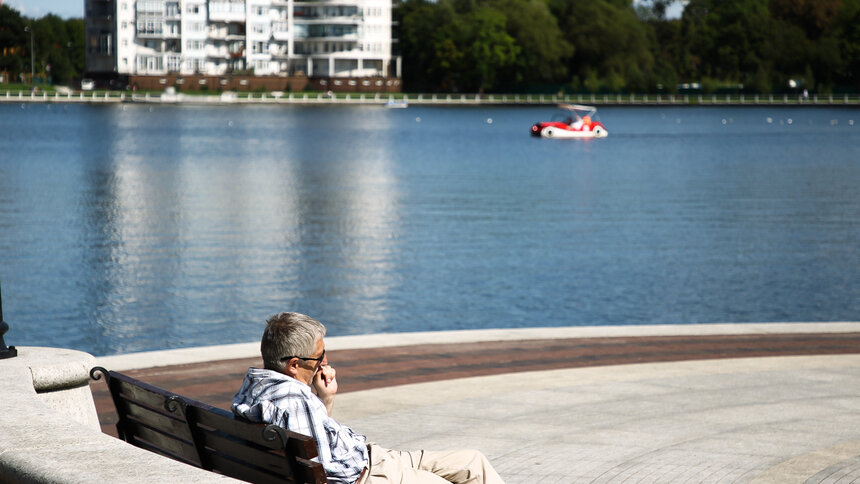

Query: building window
[[211, 1, 245, 15], [168, 55, 181, 72], [137, 1, 164, 14], [99, 33, 112, 54], [137, 55, 164, 72], [186, 58, 204, 72], [273, 21, 288, 34], [137, 19, 163, 35]]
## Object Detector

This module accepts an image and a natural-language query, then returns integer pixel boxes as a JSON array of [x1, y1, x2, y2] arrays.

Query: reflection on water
[[0, 104, 858, 355]]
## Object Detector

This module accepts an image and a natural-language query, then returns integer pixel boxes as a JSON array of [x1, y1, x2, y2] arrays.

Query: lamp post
[[0, 280, 18, 359], [24, 25, 34, 86]]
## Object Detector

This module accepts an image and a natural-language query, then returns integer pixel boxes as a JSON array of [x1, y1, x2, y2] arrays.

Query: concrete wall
[[0, 347, 240, 484]]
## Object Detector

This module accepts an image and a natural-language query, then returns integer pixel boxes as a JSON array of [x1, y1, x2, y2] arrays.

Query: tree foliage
[[396, 0, 860, 92], [0, 6, 83, 85]]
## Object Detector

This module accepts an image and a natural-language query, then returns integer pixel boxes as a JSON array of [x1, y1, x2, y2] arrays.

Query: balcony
[[271, 47, 290, 59], [206, 46, 230, 59], [209, 1, 247, 23], [303, 32, 358, 41], [228, 42, 246, 58], [137, 29, 165, 39], [293, 24, 358, 40], [272, 22, 290, 41], [209, 11, 246, 22], [293, 6, 362, 21]]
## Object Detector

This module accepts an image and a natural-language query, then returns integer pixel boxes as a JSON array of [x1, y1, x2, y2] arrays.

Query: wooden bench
[[90, 367, 327, 484]]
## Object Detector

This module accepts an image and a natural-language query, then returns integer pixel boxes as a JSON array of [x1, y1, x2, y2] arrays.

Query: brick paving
[[90, 332, 860, 437]]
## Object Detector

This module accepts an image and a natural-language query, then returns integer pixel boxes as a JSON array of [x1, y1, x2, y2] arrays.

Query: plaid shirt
[[231, 368, 368, 484]]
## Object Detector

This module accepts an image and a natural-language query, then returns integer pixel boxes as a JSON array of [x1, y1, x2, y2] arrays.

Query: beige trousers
[[357, 443, 505, 484]]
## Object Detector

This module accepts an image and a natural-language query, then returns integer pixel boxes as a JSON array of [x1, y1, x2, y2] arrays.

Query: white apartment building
[[85, 0, 400, 79]]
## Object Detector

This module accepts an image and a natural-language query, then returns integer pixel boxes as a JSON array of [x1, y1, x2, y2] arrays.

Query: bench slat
[[293, 456, 329, 484], [111, 375, 182, 413], [116, 398, 195, 442], [196, 428, 292, 474], [189, 404, 319, 459], [206, 453, 297, 484], [187, 403, 282, 450], [123, 419, 202, 467]]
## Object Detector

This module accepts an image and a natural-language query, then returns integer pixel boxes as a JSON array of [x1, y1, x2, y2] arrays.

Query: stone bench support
[[0, 347, 240, 483]]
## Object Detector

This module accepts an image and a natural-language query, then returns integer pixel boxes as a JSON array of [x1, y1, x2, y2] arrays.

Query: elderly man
[[232, 312, 504, 484]]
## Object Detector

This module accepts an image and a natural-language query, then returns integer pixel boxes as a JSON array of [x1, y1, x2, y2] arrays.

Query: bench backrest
[[90, 367, 327, 484]]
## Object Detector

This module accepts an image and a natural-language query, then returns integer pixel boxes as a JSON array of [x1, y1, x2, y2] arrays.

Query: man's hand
[[312, 365, 338, 415]]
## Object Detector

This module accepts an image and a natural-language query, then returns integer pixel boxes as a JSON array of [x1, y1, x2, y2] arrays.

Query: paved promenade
[[92, 323, 860, 483]]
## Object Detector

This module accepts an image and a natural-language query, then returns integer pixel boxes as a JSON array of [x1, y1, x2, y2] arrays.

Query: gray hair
[[261, 312, 327, 371]]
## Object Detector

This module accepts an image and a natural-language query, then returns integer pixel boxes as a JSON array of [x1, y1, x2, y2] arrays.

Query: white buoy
[[787, 118, 793, 124], [486, 118, 493, 124], [766, 117, 773, 124], [415, 117, 421, 122], [722, 119, 727, 125], [228, 121, 233, 127]]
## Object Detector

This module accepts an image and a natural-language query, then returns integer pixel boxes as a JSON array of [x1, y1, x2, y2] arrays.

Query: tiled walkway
[[90, 325, 860, 483]]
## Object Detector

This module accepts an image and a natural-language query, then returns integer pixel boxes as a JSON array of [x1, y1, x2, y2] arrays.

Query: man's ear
[[282, 357, 300, 377]]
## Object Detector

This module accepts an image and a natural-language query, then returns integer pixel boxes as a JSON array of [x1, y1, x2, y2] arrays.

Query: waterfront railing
[[2, 89, 858, 106]]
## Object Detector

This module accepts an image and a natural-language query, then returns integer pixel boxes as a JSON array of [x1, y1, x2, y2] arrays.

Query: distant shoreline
[[3, 90, 859, 107]]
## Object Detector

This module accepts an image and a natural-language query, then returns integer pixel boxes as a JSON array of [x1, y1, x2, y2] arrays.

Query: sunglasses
[[280, 349, 326, 363]]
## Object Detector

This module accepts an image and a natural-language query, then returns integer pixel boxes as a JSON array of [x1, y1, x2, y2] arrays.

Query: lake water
[[0, 103, 857, 356]]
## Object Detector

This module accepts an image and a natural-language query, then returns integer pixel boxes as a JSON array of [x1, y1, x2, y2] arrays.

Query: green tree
[[34, 15, 73, 84], [396, 0, 453, 91], [770, 0, 843, 40], [462, 7, 520, 92], [551, 0, 656, 92], [641, 7, 681, 92], [65, 18, 86, 81], [428, 4, 469, 91], [0, 5, 27, 82], [681, 0, 774, 88], [0, 6, 84, 86], [833, 0, 860, 87], [398, 0, 524, 92], [487, 0, 569, 90]]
